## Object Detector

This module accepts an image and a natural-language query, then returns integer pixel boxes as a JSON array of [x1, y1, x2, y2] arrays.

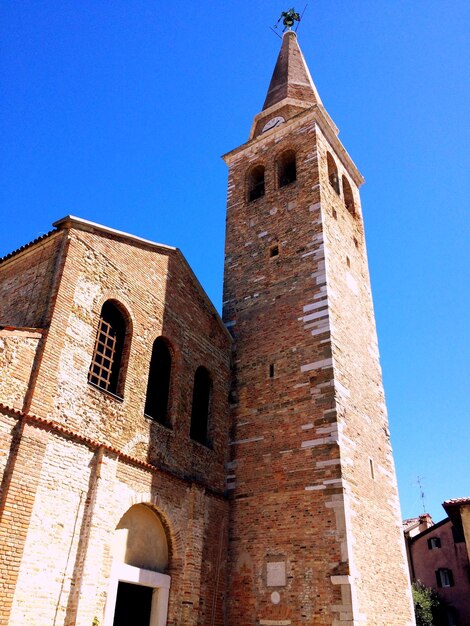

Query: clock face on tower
[[261, 116, 285, 133]]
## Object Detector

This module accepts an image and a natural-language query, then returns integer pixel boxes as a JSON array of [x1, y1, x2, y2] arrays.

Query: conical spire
[[262, 30, 321, 110]]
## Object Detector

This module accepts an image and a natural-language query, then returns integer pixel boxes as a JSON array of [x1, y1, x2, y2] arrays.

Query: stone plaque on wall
[[266, 560, 286, 587]]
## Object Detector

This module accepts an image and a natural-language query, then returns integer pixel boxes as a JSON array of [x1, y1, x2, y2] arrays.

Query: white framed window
[[436, 568, 454, 588]]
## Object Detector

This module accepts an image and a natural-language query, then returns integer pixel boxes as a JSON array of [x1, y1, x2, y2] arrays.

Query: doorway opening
[[113, 581, 152, 626]]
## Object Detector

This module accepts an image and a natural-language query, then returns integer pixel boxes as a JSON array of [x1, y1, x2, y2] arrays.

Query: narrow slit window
[[248, 165, 265, 201], [342, 176, 355, 214], [88, 301, 127, 395], [369, 458, 375, 480], [269, 363, 275, 378], [144, 337, 172, 425], [327, 152, 340, 195], [270, 245, 279, 258], [278, 150, 297, 187], [190, 366, 212, 446]]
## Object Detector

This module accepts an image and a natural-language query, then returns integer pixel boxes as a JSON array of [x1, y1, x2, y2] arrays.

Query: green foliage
[[412, 581, 439, 626]]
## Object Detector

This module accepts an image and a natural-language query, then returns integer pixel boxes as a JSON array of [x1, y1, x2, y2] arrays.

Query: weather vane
[[276, 8, 301, 32], [271, 6, 307, 38]]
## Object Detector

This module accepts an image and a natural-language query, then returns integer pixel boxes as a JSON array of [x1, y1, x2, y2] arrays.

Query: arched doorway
[[103, 505, 171, 626]]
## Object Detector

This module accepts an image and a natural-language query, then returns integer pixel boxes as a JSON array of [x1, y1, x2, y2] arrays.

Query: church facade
[[0, 31, 415, 626]]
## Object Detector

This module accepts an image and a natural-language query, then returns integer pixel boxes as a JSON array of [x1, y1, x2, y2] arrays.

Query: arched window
[[88, 300, 127, 396], [327, 152, 340, 195], [342, 175, 355, 214], [248, 165, 265, 201], [190, 366, 212, 445], [278, 150, 297, 187], [144, 337, 172, 424]]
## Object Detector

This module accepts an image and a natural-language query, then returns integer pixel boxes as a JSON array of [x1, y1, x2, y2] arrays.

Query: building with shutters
[[0, 29, 414, 626], [404, 500, 470, 626]]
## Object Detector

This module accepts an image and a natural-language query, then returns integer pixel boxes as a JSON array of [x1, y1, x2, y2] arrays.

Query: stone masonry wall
[[1, 410, 228, 626], [223, 105, 415, 625], [223, 113, 349, 625], [0, 329, 42, 409], [27, 226, 231, 490], [0, 223, 232, 626], [317, 127, 415, 624]]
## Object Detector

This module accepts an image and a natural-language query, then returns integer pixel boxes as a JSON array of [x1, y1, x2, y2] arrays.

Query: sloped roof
[[262, 30, 322, 110], [0, 231, 56, 264]]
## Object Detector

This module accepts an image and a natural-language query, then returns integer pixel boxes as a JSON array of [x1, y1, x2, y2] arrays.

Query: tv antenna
[[416, 475, 427, 515]]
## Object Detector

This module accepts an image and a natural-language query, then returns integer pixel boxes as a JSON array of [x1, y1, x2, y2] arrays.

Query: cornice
[[223, 105, 364, 187]]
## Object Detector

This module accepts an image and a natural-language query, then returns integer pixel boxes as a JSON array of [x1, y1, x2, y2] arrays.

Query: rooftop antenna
[[295, 4, 308, 32], [416, 475, 427, 515]]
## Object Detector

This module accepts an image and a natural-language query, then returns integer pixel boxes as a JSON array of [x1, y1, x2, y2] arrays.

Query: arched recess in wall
[[113, 504, 169, 572], [190, 366, 212, 446], [342, 176, 355, 215], [327, 152, 340, 195], [247, 164, 265, 201], [88, 300, 131, 397], [144, 337, 173, 425], [277, 150, 297, 187], [106, 504, 171, 626]]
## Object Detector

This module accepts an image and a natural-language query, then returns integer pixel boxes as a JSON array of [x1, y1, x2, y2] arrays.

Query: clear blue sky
[[1, 1, 469, 522]]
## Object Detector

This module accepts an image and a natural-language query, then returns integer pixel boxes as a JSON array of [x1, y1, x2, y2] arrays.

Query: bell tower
[[222, 30, 415, 625]]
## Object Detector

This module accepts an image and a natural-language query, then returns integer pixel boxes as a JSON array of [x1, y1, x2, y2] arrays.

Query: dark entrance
[[113, 581, 153, 626]]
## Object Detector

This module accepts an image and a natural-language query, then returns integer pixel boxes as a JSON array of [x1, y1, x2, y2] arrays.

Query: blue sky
[[1, 1, 469, 522]]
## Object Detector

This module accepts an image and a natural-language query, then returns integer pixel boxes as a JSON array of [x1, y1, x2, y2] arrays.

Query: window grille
[[88, 301, 126, 395]]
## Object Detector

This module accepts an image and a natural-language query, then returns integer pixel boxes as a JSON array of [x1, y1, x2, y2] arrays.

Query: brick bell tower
[[222, 30, 415, 625]]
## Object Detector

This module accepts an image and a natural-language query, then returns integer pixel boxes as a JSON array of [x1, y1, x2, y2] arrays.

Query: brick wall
[[223, 106, 415, 624], [23, 226, 231, 490], [0, 329, 42, 409], [0, 220, 232, 626], [0, 233, 65, 328], [317, 126, 415, 624], [0, 410, 229, 626], [223, 115, 347, 624]]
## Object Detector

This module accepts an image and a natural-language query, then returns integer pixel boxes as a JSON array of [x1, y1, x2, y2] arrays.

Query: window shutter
[[448, 569, 454, 586], [436, 570, 442, 588], [436, 537, 441, 548], [427, 538, 432, 549]]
